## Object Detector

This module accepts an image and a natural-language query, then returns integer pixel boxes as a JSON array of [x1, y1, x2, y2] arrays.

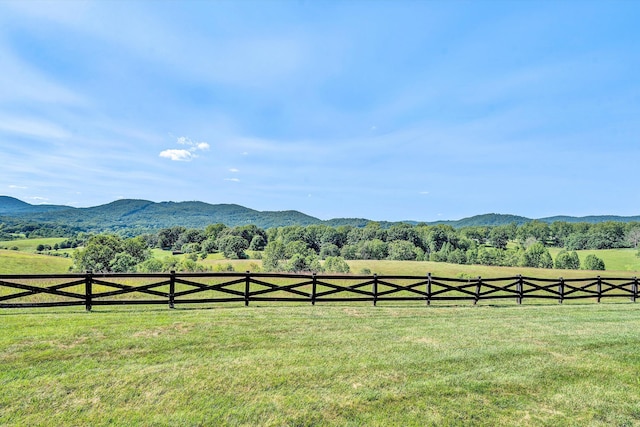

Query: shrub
[[554, 250, 580, 270], [323, 256, 350, 273], [583, 254, 605, 270], [520, 243, 553, 269]]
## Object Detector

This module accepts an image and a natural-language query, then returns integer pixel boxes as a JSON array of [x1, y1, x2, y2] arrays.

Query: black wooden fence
[[0, 272, 638, 310]]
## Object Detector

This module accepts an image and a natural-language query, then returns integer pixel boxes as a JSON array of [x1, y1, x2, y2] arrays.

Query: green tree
[[174, 228, 206, 250], [285, 253, 322, 273], [583, 254, 605, 270], [489, 226, 510, 250], [476, 247, 504, 266], [285, 240, 312, 258], [204, 223, 228, 240], [181, 242, 202, 253], [110, 252, 138, 273], [554, 250, 580, 270], [249, 235, 266, 251], [627, 227, 640, 248], [340, 244, 359, 260], [122, 236, 150, 263], [358, 239, 388, 260], [262, 240, 287, 271], [387, 240, 417, 261], [157, 226, 186, 250], [387, 224, 419, 246], [137, 258, 164, 273], [517, 221, 550, 245], [446, 249, 467, 265], [520, 242, 553, 269], [73, 234, 124, 272], [201, 238, 218, 254], [323, 256, 350, 273], [319, 243, 340, 259], [461, 226, 490, 245], [217, 235, 249, 259]]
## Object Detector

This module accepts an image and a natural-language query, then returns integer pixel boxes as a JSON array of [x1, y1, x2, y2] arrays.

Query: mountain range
[[2, 196, 640, 233]]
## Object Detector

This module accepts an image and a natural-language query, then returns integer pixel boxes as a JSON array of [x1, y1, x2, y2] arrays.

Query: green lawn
[[1, 304, 639, 426]]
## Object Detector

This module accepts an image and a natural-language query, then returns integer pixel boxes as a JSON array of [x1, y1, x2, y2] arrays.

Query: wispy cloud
[[160, 136, 209, 161], [9, 185, 28, 189], [27, 196, 49, 203], [229, 168, 239, 173], [224, 178, 240, 182], [0, 116, 71, 139]]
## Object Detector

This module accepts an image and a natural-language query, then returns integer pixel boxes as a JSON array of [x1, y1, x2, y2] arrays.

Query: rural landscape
[[2, 1, 640, 426], [2, 196, 640, 425]]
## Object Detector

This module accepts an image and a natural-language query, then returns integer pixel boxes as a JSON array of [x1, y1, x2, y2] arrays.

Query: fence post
[[474, 276, 482, 305], [373, 273, 378, 306], [517, 275, 523, 305], [597, 276, 602, 303], [85, 270, 93, 312], [169, 270, 176, 309], [633, 277, 638, 303], [558, 277, 564, 304], [244, 271, 251, 307], [311, 272, 317, 306], [426, 273, 432, 306]]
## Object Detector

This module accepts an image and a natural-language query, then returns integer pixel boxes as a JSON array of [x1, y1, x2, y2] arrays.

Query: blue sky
[[1, 0, 639, 222]]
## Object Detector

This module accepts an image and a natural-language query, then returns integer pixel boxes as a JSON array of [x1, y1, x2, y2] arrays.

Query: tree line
[[64, 220, 640, 273]]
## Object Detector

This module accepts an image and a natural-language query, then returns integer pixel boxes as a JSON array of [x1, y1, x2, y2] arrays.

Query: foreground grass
[[2, 304, 640, 426]]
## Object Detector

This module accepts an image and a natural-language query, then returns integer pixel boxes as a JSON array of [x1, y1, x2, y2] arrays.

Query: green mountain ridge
[[1, 196, 639, 233]]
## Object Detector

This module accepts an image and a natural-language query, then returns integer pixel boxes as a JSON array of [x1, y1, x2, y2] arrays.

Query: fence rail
[[1, 271, 638, 310]]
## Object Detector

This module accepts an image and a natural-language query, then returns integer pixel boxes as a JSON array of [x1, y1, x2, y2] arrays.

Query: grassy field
[[2, 247, 639, 279], [0, 249, 73, 274], [548, 248, 640, 273], [1, 304, 639, 426], [0, 237, 67, 252]]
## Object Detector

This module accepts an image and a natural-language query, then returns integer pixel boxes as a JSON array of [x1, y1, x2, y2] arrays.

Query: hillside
[[539, 215, 640, 224], [1, 196, 640, 233], [0, 196, 73, 215], [0, 197, 322, 231]]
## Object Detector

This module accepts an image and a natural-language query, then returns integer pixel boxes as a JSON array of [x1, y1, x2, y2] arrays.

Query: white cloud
[[159, 149, 194, 162], [9, 185, 28, 189], [420, 191, 429, 195], [159, 136, 209, 161], [229, 168, 239, 173], [224, 178, 240, 182]]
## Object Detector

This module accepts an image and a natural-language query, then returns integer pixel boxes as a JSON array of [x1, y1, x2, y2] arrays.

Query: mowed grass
[[1, 304, 640, 426]]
